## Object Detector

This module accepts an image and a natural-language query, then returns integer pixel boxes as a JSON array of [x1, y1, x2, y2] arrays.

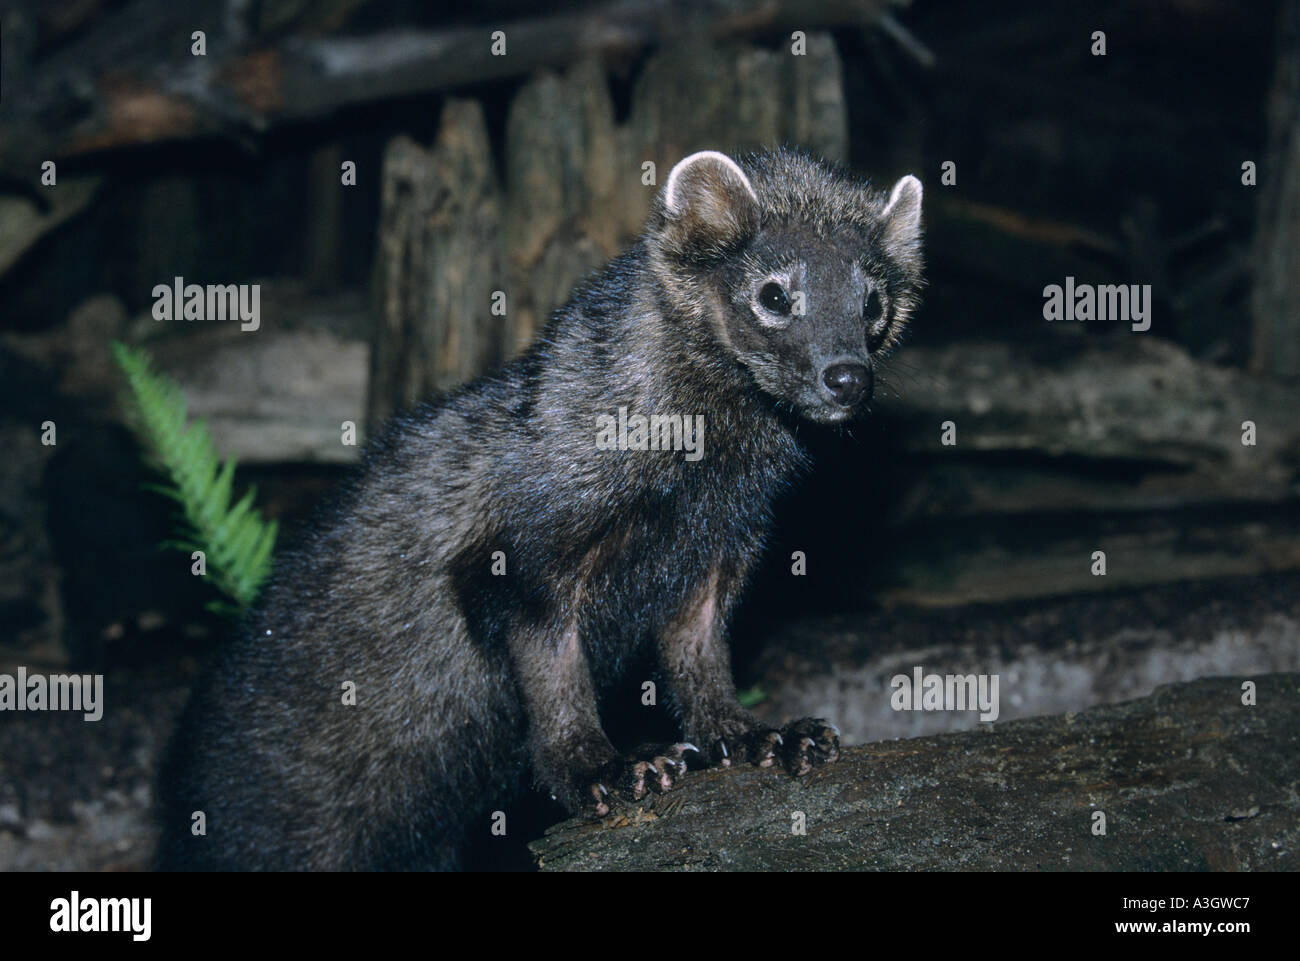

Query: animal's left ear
[[657, 150, 760, 263], [881, 175, 923, 251]]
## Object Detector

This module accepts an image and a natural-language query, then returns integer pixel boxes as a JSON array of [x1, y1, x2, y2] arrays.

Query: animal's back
[[158, 386, 530, 871]]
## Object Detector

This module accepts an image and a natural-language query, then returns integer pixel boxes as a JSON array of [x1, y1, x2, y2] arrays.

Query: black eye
[[759, 282, 791, 316], [864, 288, 884, 323]]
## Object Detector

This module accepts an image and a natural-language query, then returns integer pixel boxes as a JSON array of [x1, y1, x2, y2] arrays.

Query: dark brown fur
[[157, 147, 923, 870]]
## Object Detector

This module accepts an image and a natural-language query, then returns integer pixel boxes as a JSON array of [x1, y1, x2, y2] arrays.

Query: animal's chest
[[574, 457, 770, 665]]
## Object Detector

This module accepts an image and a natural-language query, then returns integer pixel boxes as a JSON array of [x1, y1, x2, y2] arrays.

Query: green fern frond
[[111, 341, 278, 614], [737, 685, 767, 708]]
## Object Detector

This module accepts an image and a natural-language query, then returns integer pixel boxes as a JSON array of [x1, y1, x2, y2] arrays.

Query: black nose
[[821, 362, 872, 407]]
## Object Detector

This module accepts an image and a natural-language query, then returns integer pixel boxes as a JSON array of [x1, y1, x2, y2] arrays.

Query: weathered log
[[531, 673, 1300, 871], [853, 334, 1300, 606], [869, 502, 1300, 608], [745, 572, 1300, 744], [501, 60, 623, 354], [0, 0, 898, 178], [882, 336, 1300, 511], [117, 284, 368, 464], [368, 103, 504, 432]]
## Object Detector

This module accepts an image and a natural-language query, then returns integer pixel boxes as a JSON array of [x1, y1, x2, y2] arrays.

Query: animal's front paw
[[580, 742, 696, 817], [704, 717, 839, 776], [774, 717, 840, 776], [704, 726, 783, 768]]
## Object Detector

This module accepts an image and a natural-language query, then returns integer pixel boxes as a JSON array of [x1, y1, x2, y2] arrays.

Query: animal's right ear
[[657, 151, 760, 263], [881, 175, 923, 253]]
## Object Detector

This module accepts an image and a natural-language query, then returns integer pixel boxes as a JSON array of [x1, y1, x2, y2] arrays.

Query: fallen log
[[881, 335, 1300, 513], [0, 0, 899, 178], [530, 673, 1300, 870], [744, 572, 1300, 743]]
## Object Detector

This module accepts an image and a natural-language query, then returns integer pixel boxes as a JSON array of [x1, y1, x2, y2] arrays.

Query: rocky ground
[[0, 668, 189, 871]]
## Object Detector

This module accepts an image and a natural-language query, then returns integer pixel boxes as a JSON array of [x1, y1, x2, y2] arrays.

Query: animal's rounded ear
[[657, 151, 760, 263], [881, 174, 923, 251]]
